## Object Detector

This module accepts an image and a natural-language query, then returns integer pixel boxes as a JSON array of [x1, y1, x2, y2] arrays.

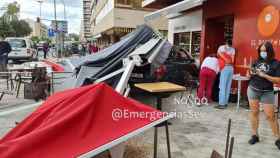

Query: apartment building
[[90, 0, 168, 48], [82, 0, 92, 41], [25, 18, 48, 38]]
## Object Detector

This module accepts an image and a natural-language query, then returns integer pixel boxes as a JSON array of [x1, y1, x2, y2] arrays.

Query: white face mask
[[260, 51, 267, 59]]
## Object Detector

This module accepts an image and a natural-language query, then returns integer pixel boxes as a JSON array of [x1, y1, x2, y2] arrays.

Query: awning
[[93, 33, 102, 39], [142, 0, 157, 7], [0, 83, 166, 158], [144, 0, 206, 21]]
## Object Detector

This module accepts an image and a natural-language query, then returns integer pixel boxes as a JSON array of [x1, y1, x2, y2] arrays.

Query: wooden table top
[[134, 82, 186, 93]]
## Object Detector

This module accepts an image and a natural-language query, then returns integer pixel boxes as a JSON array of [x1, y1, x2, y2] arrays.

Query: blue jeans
[[219, 65, 233, 106]]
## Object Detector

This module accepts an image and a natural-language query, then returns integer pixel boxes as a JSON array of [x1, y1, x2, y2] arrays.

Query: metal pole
[[39, 2, 42, 18], [54, 0, 60, 58], [63, 0, 66, 57], [62, 0, 66, 20], [37, 0, 43, 18]]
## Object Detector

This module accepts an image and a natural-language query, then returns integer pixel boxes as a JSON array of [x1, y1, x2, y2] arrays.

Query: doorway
[[204, 15, 234, 57]]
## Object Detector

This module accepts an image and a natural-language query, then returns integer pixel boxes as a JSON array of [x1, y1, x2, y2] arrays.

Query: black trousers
[[43, 51, 48, 59]]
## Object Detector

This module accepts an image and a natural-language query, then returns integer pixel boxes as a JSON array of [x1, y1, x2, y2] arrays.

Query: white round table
[[232, 75, 250, 111]]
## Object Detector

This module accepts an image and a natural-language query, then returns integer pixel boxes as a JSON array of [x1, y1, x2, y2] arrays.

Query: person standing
[[215, 40, 235, 109], [247, 42, 280, 150], [89, 42, 99, 54], [80, 43, 87, 56], [0, 40, 12, 71], [197, 54, 219, 102], [43, 42, 49, 59]]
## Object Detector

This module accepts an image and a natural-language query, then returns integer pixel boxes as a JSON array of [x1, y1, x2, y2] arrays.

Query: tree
[[0, 17, 13, 38], [10, 20, 32, 37], [0, 2, 31, 38], [31, 36, 40, 43], [3, 2, 20, 22], [69, 33, 79, 41]]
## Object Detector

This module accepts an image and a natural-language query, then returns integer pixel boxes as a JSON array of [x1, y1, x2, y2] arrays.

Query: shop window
[[191, 31, 201, 57], [174, 31, 201, 57]]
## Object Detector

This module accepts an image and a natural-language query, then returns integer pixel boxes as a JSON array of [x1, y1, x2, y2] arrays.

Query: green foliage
[[0, 2, 32, 38], [10, 20, 32, 37], [31, 36, 40, 43], [69, 33, 79, 41], [40, 36, 52, 44], [3, 2, 20, 22]]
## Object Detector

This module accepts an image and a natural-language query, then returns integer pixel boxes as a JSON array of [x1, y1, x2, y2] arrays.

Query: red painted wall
[[200, 0, 280, 76]]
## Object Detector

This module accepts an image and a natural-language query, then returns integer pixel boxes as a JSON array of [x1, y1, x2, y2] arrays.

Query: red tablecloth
[[0, 83, 163, 158]]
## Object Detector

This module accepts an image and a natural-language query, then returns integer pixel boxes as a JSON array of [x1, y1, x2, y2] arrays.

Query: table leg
[[165, 121, 171, 158], [0, 93, 5, 101], [10, 75, 14, 90], [154, 127, 158, 158], [6, 77, 9, 90], [276, 92, 280, 119], [156, 97, 162, 110], [237, 80, 241, 111], [16, 76, 21, 98]]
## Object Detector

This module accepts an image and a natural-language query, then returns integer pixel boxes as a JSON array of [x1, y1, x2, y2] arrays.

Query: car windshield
[[7, 39, 27, 48]]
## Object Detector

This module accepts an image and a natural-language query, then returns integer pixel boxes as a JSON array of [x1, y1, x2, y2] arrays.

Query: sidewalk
[[0, 92, 279, 157], [0, 81, 35, 110]]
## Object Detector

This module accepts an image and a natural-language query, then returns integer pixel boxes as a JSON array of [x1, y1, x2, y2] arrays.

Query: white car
[[5, 37, 37, 62]]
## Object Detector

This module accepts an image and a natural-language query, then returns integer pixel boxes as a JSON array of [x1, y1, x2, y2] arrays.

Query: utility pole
[[62, 0, 66, 20], [37, 0, 43, 18], [61, 0, 66, 57], [54, 0, 60, 58]]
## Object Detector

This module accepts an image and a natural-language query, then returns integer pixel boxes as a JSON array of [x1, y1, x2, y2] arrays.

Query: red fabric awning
[[43, 59, 64, 72], [0, 83, 164, 158]]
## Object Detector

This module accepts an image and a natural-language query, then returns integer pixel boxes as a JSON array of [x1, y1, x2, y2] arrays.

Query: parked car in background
[[5, 37, 37, 62], [37, 41, 46, 51], [71, 43, 80, 55]]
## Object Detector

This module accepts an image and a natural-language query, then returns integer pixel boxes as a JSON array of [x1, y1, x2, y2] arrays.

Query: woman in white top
[[197, 54, 220, 102]]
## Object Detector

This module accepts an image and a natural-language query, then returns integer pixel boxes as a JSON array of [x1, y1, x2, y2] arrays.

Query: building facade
[[90, 0, 168, 48], [144, 0, 280, 94], [82, 0, 92, 41], [25, 18, 48, 38], [143, 0, 203, 58]]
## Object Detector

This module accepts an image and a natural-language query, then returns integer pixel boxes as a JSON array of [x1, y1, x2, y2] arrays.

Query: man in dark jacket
[[0, 40, 12, 71], [43, 42, 49, 59]]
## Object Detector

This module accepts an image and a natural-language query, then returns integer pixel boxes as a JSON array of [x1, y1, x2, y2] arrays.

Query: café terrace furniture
[[134, 82, 186, 158], [211, 119, 234, 158], [0, 74, 14, 101], [0, 68, 14, 90], [8, 65, 34, 98], [232, 74, 249, 111], [8, 63, 51, 98]]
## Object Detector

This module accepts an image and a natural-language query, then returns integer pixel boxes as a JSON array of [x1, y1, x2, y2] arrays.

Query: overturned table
[[134, 82, 186, 158]]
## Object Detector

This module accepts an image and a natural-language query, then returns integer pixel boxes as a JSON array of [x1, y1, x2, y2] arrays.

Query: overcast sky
[[0, 0, 82, 34]]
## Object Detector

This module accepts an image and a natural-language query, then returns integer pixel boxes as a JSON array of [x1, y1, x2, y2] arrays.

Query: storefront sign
[[250, 5, 280, 49], [174, 25, 187, 31]]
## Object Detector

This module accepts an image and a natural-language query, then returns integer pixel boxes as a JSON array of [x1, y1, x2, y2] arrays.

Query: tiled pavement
[[0, 80, 35, 110], [0, 92, 279, 158], [117, 93, 280, 158]]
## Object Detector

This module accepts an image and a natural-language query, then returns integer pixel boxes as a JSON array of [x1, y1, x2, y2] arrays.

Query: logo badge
[[257, 5, 280, 37]]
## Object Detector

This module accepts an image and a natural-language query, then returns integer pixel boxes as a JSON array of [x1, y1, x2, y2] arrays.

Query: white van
[[5, 37, 37, 62]]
